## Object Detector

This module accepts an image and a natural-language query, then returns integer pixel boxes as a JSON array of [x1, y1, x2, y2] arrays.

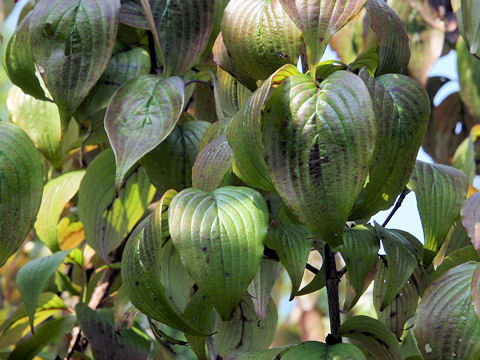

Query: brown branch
[[382, 188, 411, 227], [325, 244, 342, 344]]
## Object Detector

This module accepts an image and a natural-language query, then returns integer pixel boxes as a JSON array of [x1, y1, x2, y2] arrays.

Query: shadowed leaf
[[247, 259, 282, 318], [281, 341, 365, 360]]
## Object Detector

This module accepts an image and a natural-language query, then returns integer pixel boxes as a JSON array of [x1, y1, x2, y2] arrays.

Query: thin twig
[[337, 266, 347, 278], [264, 247, 319, 275], [382, 188, 411, 227]]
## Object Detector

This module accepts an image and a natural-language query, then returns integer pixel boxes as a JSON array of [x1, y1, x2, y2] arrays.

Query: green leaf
[[227, 347, 290, 360], [8, 316, 76, 360], [442, 220, 472, 258], [0, 123, 43, 267], [183, 290, 214, 360], [262, 71, 375, 247], [279, 0, 368, 80], [461, 192, 480, 255], [247, 259, 282, 319], [214, 296, 277, 356], [297, 262, 326, 296], [433, 246, 480, 281], [120, 0, 163, 29], [216, 66, 252, 118], [339, 316, 401, 360], [453, 136, 476, 184], [34, 171, 85, 252], [169, 186, 269, 320], [121, 190, 204, 335], [457, 36, 480, 121], [348, 44, 379, 76], [114, 285, 139, 331], [266, 224, 312, 299], [16, 250, 71, 330], [373, 260, 420, 339], [414, 262, 480, 360], [7, 86, 63, 170], [227, 64, 299, 192], [76, 303, 151, 360], [141, 120, 210, 193], [100, 47, 150, 86], [105, 75, 185, 188], [375, 226, 418, 310], [280, 341, 366, 360], [3, 13, 47, 100], [336, 225, 379, 309], [192, 134, 233, 192], [453, 0, 480, 57], [221, 0, 302, 80], [408, 161, 469, 265], [78, 149, 155, 261], [29, 0, 121, 129], [351, 71, 430, 220], [365, 0, 410, 75]]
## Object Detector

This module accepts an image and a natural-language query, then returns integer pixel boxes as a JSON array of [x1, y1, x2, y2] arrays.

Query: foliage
[[1, 0, 480, 359]]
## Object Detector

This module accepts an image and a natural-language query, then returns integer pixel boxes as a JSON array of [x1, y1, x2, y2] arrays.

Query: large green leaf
[[3, 13, 47, 100], [214, 296, 277, 356], [141, 120, 210, 193], [350, 71, 430, 220], [247, 259, 282, 319], [34, 171, 85, 252], [262, 71, 375, 247], [339, 316, 401, 360], [105, 75, 185, 188], [120, 0, 163, 28], [221, 0, 302, 80], [461, 192, 480, 254], [216, 67, 252, 118], [121, 190, 203, 335], [29, 0, 121, 129], [375, 226, 418, 310], [169, 186, 269, 320], [433, 246, 480, 281], [183, 290, 213, 360], [8, 316, 76, 360], [76, 303, 151, 360], [336, 225, 379, 309], [266, 224, 312, 299], [414, 262, 480, 359], [279, 0, 368, 80], [365, 0, 410, 75], [7, 86, 63, 170], [16, 250, 71, 330], [280, 341, 366, 360], [0, 122, 43, 267], [78, 149, 155, 261], [100, 47, 150, 86], [408, 161, 469, 265], [457, 37, 480, 122], [227, 64, 299, 192], [452, 0, 480, 57], [192, 134, 233, 192]]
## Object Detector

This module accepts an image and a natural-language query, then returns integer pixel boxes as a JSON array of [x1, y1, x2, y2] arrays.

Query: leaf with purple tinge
[[29, 0, 121, 130], [105, 75, 185, 189], [472, 264, 480, 321], [461, 192, 480, 254], [279, 0, 368, 80]]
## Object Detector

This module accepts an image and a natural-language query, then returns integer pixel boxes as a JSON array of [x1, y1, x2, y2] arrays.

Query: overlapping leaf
[[414, 262, 480, 359], [461, 192, 480, 254], [183, 290, 213, 360], [16, 250, 71, 329], [78, 149, 155, 261], [221, 0, 302, 80], [100, 47, 150, 86], [0, 123, 43, 267], [34, 171, 85, 252], [351, 72, 430, 220], [408, 161, 469, 265], [121, 190, 203, 335], [434, 246, 480, 281], [262, 71, 375, 246], [169, 186, 269, 320], [105, 75, 185, 188], [214, 296, 278, 356], [365, 0, 410, 75], [227, 64, 299, 192], [279, 0, 368, 80], [29, 0, 121, 128], [216, 67, 252, 118], [114, 285, 139, 331], [457, 37, 480, 123], [473, 265, 480, 320], [338, 315, 401, 360], [247, 259, 282, 319], [280, 341, 366, 360], [452, 0, 480, 57], [141, 120, 209, 193], [453, 136, 476, 184], [120, 0, 164, 29]]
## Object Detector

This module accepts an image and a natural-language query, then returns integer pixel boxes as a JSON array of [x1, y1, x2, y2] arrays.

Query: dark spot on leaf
[[206, 257, 210, 264], [319, 37, 324, 42], [276, 51, 288, 59], [224, 272, 230, 276], [43, 23, 55, 38], [135, 281, 139, 286], [202, 246, 208, 252]]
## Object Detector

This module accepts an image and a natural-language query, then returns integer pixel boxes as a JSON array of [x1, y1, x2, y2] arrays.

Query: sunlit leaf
[[453, 136, 476, 184], [453, 0, 480, 57], [216, 67, 252, 118], [169, 186, 269, 320], [338, 315, 401, 360], [105, 75, 185, 188], [215, 296, 277, 356], [262, 71, 374, 247], [114, 285, 139, 331], [280, 341, 366, 360], [78, 149, 155, 261], [247, 259, 282, 319], [16, 250, 71, 330], [0, 123, 43, 267], [29, 0, 121, 129], [221, 0, 302, 80], [457, 37, 480, 122], [279, 0, 368, 80], [34, 171, 85, 252], [408, 161, 469, 265], [434, 246, 480, 281], [414, 262, 480, 359], [461, 192, 480, 255]]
